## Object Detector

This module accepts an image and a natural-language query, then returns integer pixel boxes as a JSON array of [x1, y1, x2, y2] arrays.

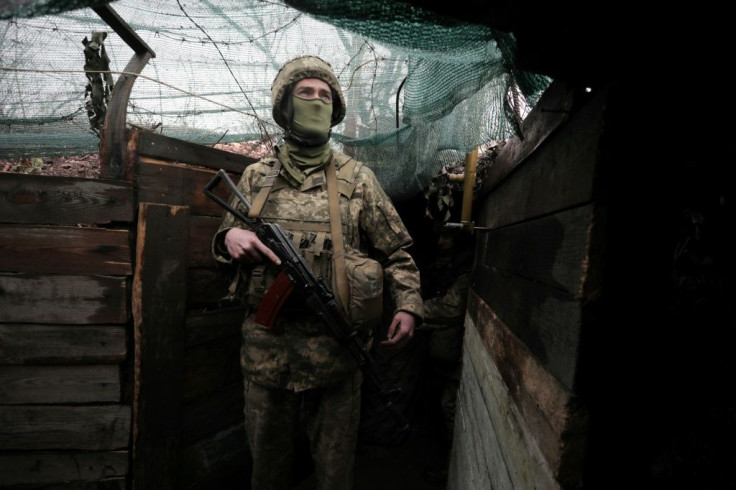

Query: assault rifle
[[204, 169, 409, 432]]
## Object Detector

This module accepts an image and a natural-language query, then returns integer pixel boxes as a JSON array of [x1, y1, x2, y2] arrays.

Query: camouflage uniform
[[421, 242, 473, 447], [213, 148, 423, 488]]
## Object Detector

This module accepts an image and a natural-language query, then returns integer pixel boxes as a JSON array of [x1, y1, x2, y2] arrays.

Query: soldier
[[419, 225, 474, 483], [212, 55, 423, 490]]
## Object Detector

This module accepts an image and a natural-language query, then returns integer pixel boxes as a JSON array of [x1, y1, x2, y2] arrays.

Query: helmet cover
[[271, 55, 346, 129]]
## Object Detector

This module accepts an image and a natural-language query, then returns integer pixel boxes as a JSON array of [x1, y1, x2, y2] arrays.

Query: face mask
[[290, 94, 333, 140]]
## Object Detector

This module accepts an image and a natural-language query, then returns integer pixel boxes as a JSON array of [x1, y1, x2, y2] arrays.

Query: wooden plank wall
[[131, 131, 255, 489], [0, 174, 135, 489], [0, 131, 256, 489], [449, 80, 607, 489]]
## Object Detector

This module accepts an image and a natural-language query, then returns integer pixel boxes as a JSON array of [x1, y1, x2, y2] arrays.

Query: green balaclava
[[280, 91, 333, 183]]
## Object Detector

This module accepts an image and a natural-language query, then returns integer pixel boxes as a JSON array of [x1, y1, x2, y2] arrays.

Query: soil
[[0, 140, 272, 178]]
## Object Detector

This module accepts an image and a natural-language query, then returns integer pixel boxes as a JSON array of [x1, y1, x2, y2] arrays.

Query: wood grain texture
[[178, 423, 249, 487], [183, 335, 242, 402], [0, 224, 131, 275], [184, 306, 246, 347], [137, 158, 223, 216], [0, 173, 135, 225], [0, 273, 129, 324], [478, 84, 605, 229], [182, 382, 244, 444], [0, 405, 131, 450], [449, 316, 561, 490], [0, 451, 128, 487], [0, 365, 120, 404], [138, 131, 256, 173], [478, 81, 576, 198], [188, 215, 223, 268], [132, 203, 189, 490], [0, 324, 126, 364]]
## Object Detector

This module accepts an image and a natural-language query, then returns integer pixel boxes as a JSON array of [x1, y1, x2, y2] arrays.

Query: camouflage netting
[[0, 0, 551, 200]]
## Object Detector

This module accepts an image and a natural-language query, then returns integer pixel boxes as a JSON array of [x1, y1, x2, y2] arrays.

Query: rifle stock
[[204, 169, 409, 432]]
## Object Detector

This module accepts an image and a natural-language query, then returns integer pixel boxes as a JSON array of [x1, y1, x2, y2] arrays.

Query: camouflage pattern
[[213, 147, 423, 392], [423, 268, 471, 363], [243, 372, 362, 489], [271, 55, 346, 128], [421, 247, 473, 445]]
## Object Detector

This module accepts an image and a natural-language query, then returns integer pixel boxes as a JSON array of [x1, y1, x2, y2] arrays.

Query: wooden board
[[186, 268, 232, 308], [0, 479, 126, 490], [99, 50, 153, 181], [0, 224, 131, 275], [178, 423, 249, 487], [188, 215, 223, 268], [478, 85, 605, 229], [0, 451, 128, 487], [0, 365, 120, 404], [137, 131, 256, 173], [450, 320, 560, 490], [184, 306, 246, 347], [182, 382, 244, 444], [0, 174, 135, 225], [0, 273, 128, 324], [471, 258, 581, 389], [0, 405, 131, 450], [479, 80, 576, 197], [132, 203, 189, 490], [475, 204, 600, 298], [0, 324, 126, 364], [137, 158, 225, 216], [466, 292, 586, 482], [183, 336, 242, 402]]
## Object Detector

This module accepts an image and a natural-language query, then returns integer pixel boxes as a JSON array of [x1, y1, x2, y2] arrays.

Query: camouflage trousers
[[426, 323, 464, 446], [243, 371, 362, 490]]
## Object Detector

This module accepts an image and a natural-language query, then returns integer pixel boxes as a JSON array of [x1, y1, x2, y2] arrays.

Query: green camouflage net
[[0, 0, 551, 200]]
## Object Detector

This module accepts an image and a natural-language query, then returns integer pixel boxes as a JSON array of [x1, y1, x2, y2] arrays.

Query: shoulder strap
[[248, 158, 282, 218], [326, 161, 349, 310]]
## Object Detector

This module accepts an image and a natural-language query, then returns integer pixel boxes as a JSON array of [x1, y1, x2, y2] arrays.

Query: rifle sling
[[326, 161, 350, 312], [248, 158, 282, 218]]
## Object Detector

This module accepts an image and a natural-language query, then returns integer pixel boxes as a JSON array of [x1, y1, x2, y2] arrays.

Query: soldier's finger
[[254, 241, 281, 265]]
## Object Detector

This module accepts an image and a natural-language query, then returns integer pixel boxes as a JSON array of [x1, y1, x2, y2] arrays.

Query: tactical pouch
[[326, 161, 384, 334], [333, 249, 383, 332]]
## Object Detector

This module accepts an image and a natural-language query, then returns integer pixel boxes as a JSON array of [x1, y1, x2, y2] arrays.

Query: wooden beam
[[478, 84, 604, 229], [0, 274, 128, 325], [0, 173, 135, 225], [477, 80, 576, 199], [99, 52, 152, 180], [92, 4, 155, 57], [0, 324, 126, 364], [0, 451, 128, 488], [465, 292, 587, 486], [0, 405, 131, 450], [138, 131, 256, 173], [137, 158, 229, 216], [184, 306, 246, 347], [132, 203, 189, 490], [0, 365, 120, 404], [0, 224, 131, 275]]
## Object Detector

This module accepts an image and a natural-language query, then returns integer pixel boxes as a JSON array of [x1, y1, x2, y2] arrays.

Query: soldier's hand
[[224, 228, 281, 265], [380, 311, 415, 349]]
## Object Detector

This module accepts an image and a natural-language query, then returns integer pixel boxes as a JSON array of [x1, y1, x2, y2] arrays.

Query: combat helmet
[[271, 55, 346, 130]]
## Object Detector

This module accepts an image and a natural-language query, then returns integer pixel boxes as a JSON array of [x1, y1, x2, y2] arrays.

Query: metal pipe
[[461, 147, 478, 229]]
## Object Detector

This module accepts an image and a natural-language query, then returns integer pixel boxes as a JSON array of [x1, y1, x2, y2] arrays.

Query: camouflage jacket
[[212, 147, 423, 391]]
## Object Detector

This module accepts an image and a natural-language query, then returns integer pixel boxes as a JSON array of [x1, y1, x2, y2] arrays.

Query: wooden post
[[94, 3, 156, 181], [461, 146, 478, 229], [132, 203, 190, 490]]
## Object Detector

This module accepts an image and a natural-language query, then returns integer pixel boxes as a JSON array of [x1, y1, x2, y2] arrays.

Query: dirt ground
[[0, 140, 272, 178]]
